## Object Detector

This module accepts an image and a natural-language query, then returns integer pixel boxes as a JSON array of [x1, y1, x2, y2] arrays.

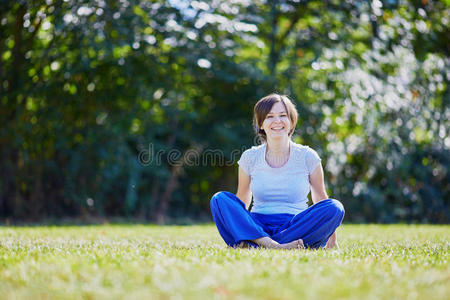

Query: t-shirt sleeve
[[237, 149, 252, 176], [305, 147, 321, 175]]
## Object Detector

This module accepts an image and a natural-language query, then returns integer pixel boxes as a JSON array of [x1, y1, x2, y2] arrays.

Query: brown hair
[[253, 93, 298, 142]]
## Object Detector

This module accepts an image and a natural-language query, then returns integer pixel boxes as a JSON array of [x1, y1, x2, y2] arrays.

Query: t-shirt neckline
[[263, 141, 293, 169]]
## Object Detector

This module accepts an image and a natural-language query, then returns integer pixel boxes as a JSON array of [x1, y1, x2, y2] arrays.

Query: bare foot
[[325, 232, 338, 249], [252, 237, 304, 249], [236, 241, 251, 249], [280, 239, 304, 249], [325, 240, 339, 249]]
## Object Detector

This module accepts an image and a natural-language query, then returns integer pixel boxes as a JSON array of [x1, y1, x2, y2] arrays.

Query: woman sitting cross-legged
[[210, 93, 345, 249]]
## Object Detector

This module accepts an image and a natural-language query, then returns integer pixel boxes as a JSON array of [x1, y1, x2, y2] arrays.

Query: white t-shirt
[[237, 141, 321, 215]]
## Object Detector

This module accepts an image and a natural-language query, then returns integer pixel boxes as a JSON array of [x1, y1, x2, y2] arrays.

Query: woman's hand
[[325, 232, 338, 249]]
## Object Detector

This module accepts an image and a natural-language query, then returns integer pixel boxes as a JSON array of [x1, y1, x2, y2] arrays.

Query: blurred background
[[0, 0, 448, 224]]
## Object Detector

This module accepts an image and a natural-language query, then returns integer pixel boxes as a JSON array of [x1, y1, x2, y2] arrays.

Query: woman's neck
[[266, 137, 290, 155]]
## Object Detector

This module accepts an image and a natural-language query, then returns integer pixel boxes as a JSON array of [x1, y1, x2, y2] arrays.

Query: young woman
[[210, 93, 345, 249]]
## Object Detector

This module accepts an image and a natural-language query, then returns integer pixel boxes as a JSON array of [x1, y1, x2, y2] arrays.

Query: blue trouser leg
[[210, 191, 269, 247], [272, 199, 345, 248]]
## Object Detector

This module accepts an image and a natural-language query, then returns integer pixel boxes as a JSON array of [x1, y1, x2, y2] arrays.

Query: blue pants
[[210, 191, 345, 248]]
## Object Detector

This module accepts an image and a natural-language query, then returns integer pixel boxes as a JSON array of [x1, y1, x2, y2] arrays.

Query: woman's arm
[[309, 163, 328, 204], [236, 166, 252, 210], [310, 163, 338, 249]]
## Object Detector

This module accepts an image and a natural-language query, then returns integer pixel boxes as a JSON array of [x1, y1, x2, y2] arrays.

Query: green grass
[[0, 224, 448, 299]]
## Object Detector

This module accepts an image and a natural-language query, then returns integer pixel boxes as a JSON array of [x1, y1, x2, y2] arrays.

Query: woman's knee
[[210, 191, 243, 211], [211, 190, 228, 200], [210, 191, 222, 209], [210, 191, 231, 208], [331, 199, 345, 214], [329, 199, 345, 223], [322, 198, 345, 219]]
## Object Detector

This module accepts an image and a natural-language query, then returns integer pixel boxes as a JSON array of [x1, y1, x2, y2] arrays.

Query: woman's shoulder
[[238, 143, 265, 174], [290, 141, 320, 158], [241, 143, 265, 158], [291, 141, 315, 152]]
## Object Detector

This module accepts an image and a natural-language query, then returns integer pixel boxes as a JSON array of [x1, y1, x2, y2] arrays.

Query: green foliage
[[0, 225, 449, 298], [0, 0, 448, 222]]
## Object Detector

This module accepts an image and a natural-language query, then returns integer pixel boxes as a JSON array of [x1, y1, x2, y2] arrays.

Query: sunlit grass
[[0, 224, 448, 299]]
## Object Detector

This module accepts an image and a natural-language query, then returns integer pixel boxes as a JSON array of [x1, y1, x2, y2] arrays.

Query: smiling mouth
[[271, 127, 284, 131]]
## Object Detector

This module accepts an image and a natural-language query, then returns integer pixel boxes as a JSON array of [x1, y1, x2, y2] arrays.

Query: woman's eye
[[266, 116, 273, 118]]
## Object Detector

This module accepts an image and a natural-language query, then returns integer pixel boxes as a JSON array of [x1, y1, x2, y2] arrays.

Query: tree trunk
[[155, 166, 180, 224], [269, 1, 279, 78], [30, 161, 43, 220], [10, 4, 26, 94]]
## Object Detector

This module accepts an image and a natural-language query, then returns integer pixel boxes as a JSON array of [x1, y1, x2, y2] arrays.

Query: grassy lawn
[[0, 224, 448, 299]]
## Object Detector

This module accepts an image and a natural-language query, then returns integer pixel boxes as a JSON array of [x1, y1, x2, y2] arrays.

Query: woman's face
[[261, 102, 292, 139]]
